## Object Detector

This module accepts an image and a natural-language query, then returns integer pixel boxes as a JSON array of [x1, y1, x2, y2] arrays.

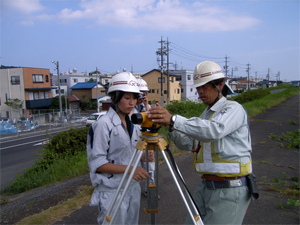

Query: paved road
[[0, 123, 86, 190], [1, 93, 299, 224]]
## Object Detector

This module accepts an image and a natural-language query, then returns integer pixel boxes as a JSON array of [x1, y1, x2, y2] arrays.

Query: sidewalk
[[1, 93, 299, 224]]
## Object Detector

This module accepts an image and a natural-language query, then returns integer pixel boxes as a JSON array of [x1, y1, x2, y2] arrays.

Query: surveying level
[[102, 113, 204, 225]]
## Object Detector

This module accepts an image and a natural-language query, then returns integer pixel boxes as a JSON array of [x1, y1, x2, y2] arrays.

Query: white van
[[86, 112, 106, 127]]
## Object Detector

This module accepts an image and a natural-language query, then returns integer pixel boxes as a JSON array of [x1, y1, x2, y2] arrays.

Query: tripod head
[[131, 112, 161, 135]]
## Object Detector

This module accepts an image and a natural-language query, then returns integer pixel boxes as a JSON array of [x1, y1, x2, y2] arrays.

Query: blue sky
[[1, 0, 299, 82]]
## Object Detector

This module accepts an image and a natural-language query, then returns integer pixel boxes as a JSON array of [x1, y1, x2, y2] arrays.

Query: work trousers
[[185, 179, 250, 225], [97, 182, 141, 225]]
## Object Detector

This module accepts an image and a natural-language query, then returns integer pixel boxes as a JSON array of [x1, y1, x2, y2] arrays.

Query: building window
[[40, 91, 45, 99], [177, 89, 180, 94], [164, 90, 167, 94], [45, 91, 49, 98], [60, 79, 67, 84], [73, 79, 78, 83], [190, 88, 193, 92], [56, 89, 64, 94], [187, 75, 191, 80], [33, 74, 43, 83], [158, 77, 165, 83], [157, 89, 159, 94], [181, 88, 184, 93], [29, 92, 40, 100], [11, 76, 20, 85], [34, 92, 39, 99], [45, 75, 49, 82]]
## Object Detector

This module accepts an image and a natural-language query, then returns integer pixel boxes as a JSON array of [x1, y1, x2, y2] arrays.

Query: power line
[[171, 42, 223, 60]]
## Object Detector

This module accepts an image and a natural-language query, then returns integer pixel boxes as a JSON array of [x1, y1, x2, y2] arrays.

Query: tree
[[49, 96, 69, 109], [4, 98, 24, 116]]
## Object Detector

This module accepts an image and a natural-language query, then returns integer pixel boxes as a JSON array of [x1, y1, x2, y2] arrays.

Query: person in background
[[87, 72, 154, 225], [132, 78, 160, 199], [147, 61, 254, 224]]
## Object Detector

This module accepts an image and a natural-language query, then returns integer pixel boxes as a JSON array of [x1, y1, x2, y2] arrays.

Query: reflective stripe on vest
[[193, 101, 252, 177]]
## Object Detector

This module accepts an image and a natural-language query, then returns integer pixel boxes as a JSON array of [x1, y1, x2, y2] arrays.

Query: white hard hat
[[191, 61, 225, 88], [137, 78, 149, 92], [108, 72, 140, 94]]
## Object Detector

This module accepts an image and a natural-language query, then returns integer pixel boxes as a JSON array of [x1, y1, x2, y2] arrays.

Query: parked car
[[86, 112, 106, 127]]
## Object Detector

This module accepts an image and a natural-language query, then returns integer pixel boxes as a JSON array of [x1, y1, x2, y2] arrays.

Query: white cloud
[[3, 0, 44, 14], [15, 0, 261, 32]]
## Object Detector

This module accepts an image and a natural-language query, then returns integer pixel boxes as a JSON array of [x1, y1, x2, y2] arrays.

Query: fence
[[0, 109, 90, 135]]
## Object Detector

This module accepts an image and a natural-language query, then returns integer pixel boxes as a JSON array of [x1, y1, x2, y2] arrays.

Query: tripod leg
[[160, 150, 204, 225], [102, 149, 144, 225]]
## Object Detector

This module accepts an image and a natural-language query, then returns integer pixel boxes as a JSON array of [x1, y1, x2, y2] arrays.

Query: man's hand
[[147, 103, 172, 127]]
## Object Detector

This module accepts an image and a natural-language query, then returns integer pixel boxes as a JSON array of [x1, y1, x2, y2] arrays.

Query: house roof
[[142, 69, 180, 77], [70, 82, 97, 89], [237, 80, 255, 84], [67, 95, 80, 102]]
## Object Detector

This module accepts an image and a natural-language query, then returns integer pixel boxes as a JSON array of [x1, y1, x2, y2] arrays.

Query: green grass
[[1, 151, 89, 195], [1, 85, 299, 196]]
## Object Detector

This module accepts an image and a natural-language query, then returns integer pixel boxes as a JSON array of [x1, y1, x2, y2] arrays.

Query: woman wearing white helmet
[[87, 72, 153, 225], [148, 61, 256, 225]]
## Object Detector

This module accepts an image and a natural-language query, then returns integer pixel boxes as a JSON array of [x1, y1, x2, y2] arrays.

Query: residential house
[[70, 82, 106, 108], [0, 67, 55, 120], [141, 69, 181, 104], [169, 70, 199, 101], [67, 95, 80, 110], [229, 79, 256, 92], [51, 72, 112, 96]]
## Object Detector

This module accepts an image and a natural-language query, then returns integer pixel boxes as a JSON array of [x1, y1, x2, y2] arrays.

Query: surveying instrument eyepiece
[[102, 112, 204, 225]]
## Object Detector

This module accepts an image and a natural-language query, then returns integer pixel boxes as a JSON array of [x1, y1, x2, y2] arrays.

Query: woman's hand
[[130, 167, 149, 181]]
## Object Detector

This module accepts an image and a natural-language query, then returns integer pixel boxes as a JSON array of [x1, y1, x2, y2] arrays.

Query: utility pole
[[51, 61, 63, 126], [224, 55, 229, 78], [166, 37, 170, 104], [267, 68, 270, 87], [64, 88, 67, 118], [231, 67, 238, 79], [158, 36, 165, 105], [96, 67, 99, 112], [246, 63, 251, 90], [255, 71, 257, 83]]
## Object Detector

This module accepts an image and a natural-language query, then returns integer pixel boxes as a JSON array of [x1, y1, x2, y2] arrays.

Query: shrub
[[166, 100, 206, 118], [234, 89, 271, 104], [33, 127, 90, 171]]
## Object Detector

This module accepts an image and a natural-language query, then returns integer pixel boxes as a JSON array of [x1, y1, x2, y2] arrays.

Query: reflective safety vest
[[193, 101, 252, 177]]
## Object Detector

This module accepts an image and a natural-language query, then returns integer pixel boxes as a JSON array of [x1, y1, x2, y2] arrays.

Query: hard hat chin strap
[[114, 102, 129, 116], [209, 81, 222, 108]]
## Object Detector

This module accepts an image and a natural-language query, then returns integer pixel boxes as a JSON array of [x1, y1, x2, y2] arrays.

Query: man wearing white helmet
[[148, 61, 256, 224], [87, 72, 153, 225]]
